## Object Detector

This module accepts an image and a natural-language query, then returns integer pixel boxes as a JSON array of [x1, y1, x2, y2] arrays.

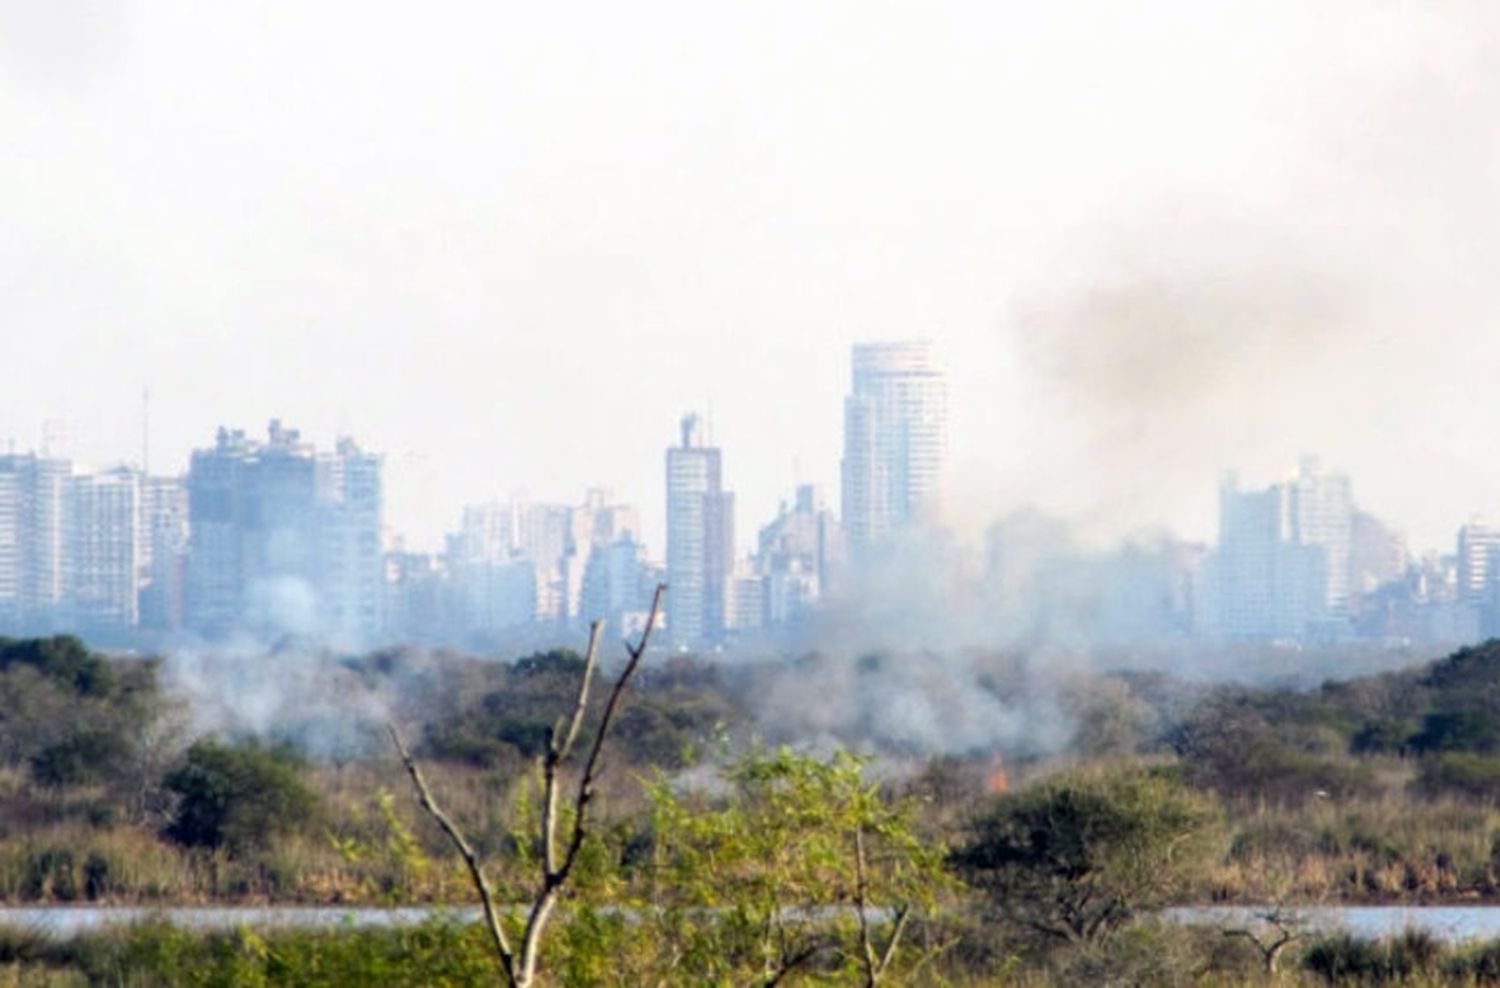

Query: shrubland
[[11, 633, 1500, 982]]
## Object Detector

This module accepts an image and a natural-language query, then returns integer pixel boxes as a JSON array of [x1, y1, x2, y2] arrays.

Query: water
[[0, 906, 481, 939], [1166, 906, 1500, 944], [8, 904, 1500, 943]]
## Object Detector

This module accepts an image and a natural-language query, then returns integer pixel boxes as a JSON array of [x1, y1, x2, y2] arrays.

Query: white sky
[[3, 1, 1499, 555]]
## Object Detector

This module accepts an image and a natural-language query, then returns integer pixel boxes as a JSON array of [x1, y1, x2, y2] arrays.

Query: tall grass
[[1214, 771, 1500, 903]]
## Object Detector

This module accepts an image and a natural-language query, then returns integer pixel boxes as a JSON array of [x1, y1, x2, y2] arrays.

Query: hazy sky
[[3, 1, 1498, 554]]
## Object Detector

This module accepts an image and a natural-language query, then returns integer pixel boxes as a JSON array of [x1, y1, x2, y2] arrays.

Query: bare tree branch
[[854, 825, 879, 985], [555, 620, 604, 763], [761, 939, 835, 988], [516, 584, 667, 988], [1223, 906, 1308, 975], [557, 583, 667, 880], [388, 724, 516, 983], [874, 906, 912, 982], [391, 584, 667, 988], [541, 620, 603, 876]]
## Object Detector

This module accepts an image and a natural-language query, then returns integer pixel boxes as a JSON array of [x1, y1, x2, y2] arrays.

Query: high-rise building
[[316, 438, 385, 641], [755, 484, 842, 625], [565, 489, 642, 623], [63, 467, 139, 632], [186, 423, 312, 636], [382, 548, 453, 643], [578, 535, 655, 635], [1457, 520, 1500, 604], [726, 565, 766, 632], [665, 413, 733, 646], [1207, 476, 1323, 639], [1455, 520, 1500, 636], [138, 474, 189, 631], [184, 421, 384, 641], [0, 453, 70, 631], [1288, 456, 1354, 616], [841, 341, 948, 555], [450, 499, 572, 624], [1205, 459, 1355, 640]]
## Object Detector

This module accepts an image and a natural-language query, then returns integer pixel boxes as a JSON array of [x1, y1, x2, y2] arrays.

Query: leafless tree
[[390, 583, 666, 988], [1223, 906, 1309, 975]]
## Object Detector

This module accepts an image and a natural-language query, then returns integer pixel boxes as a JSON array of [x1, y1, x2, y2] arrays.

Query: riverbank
[[9, 911, 1500, 985]]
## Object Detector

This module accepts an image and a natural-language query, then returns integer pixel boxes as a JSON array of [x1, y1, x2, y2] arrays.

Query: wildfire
[[986, 754, 1009, 795]]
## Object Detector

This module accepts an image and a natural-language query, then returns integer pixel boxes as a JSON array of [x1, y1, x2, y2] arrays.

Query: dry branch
[[854, 825, 911, 987], [391, 583, 666, 988], [389, 723, 515, 976], [1223, 906, 1308, 975]]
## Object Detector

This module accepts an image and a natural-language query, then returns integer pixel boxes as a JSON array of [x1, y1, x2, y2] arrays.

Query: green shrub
[[23, 849, 79, 901], [29, 728, 131, 788], [1351, 718, 1416, 756], [1452, 938, 1500, 980], [1304, 929, 1446, 983], [164, 740, 320, 854], [953, 764, 1225, 947], [0, 636, 115, 697], [1411, 709, 1500, 755]]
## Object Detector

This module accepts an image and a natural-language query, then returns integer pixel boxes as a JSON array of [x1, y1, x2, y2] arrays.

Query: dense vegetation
[[13, 635, 1500, 982]]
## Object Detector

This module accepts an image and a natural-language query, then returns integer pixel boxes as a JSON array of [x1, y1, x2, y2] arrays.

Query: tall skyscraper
[[1205, 458, 1355, 640], [0, 453, 70, 631], [316, 438, 385, 641], [841, 341, 949, 555], [138, 474, 189, 631], [665, 413, 733, 646], [63, 466, 139, 632], [1288, 456, 1354, 616], [184, 421, 384, 641], [1208, 476, 1322, 639], [1457, 520, 1500, 604]]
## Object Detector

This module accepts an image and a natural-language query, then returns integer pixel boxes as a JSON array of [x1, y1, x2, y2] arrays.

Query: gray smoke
[[138, 2, 1500, 763], [747, 2, 1500, 757], [161, 637, 394, 760]]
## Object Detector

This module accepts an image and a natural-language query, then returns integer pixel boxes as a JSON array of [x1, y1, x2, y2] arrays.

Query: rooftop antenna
[[141, 387, 151, 475]]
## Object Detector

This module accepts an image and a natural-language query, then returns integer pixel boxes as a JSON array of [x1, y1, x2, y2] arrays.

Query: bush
[[1351, 718, 1416, 756], [164, 740, 320, 854], [1303, 930, 1445, 983], [1413, 752, 1500, 802], [952, 764, 1225, 947], [1171, 704, 1376, 804], [1411, 709, 1500, 755], [0, 635, 115, 697], [29, 728, 131, 787], [1453, 938, 1500, 980]]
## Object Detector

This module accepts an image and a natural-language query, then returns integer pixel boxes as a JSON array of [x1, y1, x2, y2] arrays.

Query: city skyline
[[11, 383, 1500, 650], [8, 3, 1500, 560], [10, 389, 1499, 567]]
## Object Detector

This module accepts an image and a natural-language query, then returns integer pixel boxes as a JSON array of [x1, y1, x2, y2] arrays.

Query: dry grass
[[1213, 780, 1500, 904]]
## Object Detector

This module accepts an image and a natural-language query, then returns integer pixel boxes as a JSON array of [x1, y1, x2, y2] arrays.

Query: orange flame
[[986, 754, 1009, 795]]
